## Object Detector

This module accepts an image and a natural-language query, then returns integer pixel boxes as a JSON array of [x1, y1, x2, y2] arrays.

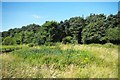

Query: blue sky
[[2, 0, 120, 2], [2, 2, 118, 31]]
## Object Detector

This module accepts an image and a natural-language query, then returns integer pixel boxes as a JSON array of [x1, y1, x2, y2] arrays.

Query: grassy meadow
[[0, 43, 118, 78]]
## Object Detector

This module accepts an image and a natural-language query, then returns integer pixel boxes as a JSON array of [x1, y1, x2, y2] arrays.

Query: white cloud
[[32, 15, 41, 19]]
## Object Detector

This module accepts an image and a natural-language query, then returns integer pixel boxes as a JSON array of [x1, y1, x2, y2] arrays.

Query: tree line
[[1, 12, 120, 45]]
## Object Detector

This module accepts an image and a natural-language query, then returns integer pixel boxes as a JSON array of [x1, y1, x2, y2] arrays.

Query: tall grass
[[0, 44, 118, 78]]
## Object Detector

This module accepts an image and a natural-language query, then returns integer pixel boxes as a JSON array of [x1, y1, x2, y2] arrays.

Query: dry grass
[[0, 44, 118, 78]]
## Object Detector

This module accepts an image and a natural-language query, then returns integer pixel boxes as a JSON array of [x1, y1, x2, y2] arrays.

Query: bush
[[3, 36, 16, 45], [37, 39, 45, 45], [1, 46, 22, 52], [16, 39, 21, 45], [62, 36, 73, 44], [104, 43, 116, 48], [105, 28, 120, 44], [44, 42, 55, 46], [28, 43, 34, 47]]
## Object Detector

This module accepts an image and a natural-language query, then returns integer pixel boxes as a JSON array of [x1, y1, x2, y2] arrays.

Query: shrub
[[28, 43, 34, 47], [3, 36, 16, 45], [44, 42, 55, 46], [1, 46, 22, 52], [37, 39, 45, 45], [16, 39, 21, 45], [105, 28, 120, 44], [104, 43, 116, 48], [62, 36, 73, 44]]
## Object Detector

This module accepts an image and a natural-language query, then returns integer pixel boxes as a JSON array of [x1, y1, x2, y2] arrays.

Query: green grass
[[0, 44, 118, 78], [0, 45, 28, 53]]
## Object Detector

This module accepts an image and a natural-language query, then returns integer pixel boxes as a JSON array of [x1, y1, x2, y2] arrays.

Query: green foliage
[[42, 21, 60, 42], [10, 45, 94, 68], [59, 17, 85, 44], [2, 31, 9, 37], [62, 36, 73, 44], [3, 36, 16, 45], [69, 17, 85, 43], [103, 43, 117, 48], [44, 42, 55, 46], [16, 39, 21, 45], [1, 45, 22, 52], [105, 28, 120, 44], [82, 14, 107, 44], [28, 43, 34, 47], [1, 44, 118, 78], [2, 12, 120, 45]]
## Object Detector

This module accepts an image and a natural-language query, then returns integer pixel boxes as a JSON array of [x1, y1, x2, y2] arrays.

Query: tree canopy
[[2, 12, 120, 45]]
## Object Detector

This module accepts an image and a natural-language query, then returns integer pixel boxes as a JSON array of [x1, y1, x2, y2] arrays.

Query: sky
[[1, 0, 120, 2], [1, 2, 119, 31]]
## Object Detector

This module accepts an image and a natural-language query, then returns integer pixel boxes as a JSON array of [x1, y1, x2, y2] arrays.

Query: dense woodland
[[1, 12, 120, 45]]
